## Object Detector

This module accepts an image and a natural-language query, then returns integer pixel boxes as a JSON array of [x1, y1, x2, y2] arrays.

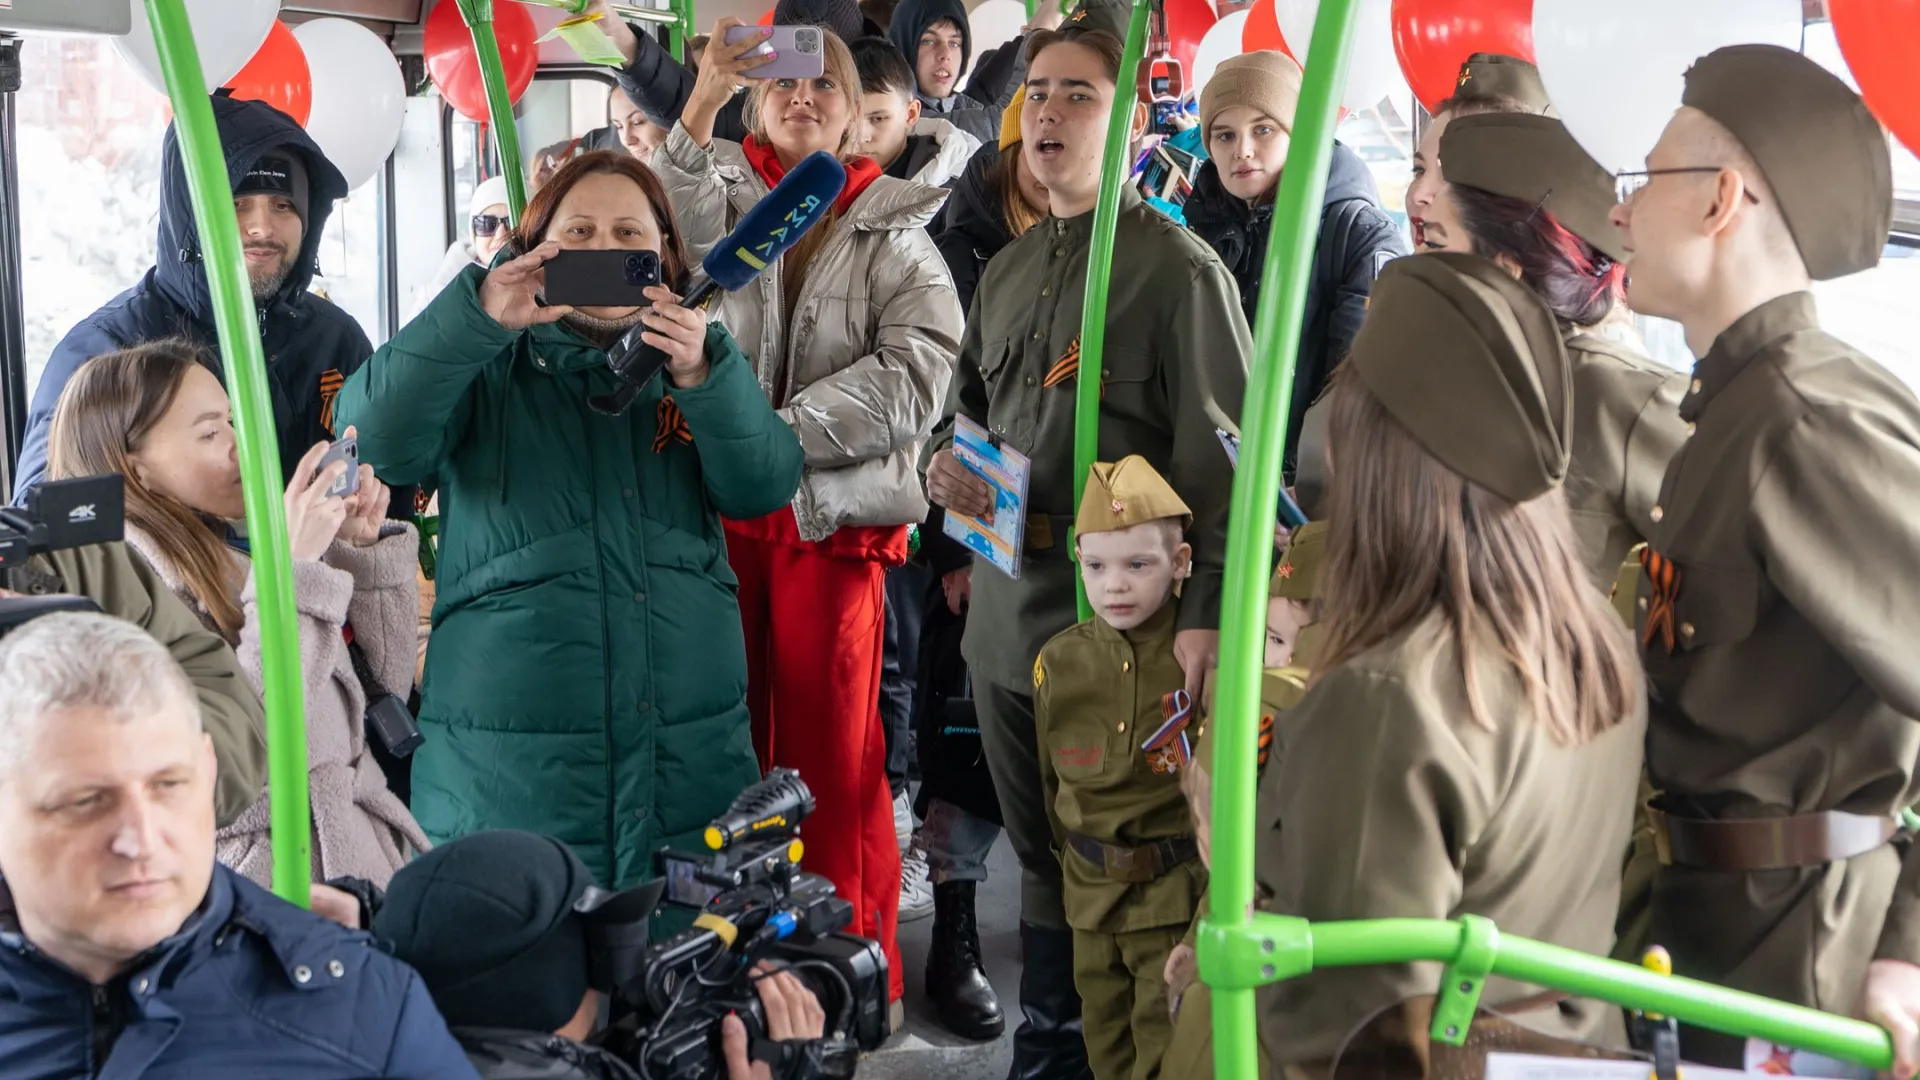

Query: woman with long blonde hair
[[1255, 253, 1647, 1075], [49, 340, 427, 888]]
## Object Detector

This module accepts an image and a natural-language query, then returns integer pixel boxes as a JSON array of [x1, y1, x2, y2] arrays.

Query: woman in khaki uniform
[[1255, 253, 1648, 1076]]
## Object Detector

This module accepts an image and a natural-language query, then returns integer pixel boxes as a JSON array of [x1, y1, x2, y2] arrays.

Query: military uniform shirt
[[944, 187, 1252, 692], [1257, 610, 1645, 1066], [1035, 602, 1208, 935], [1635, 291, 1920, 1014]]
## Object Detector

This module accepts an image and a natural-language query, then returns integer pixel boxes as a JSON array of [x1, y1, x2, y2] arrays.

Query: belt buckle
[[1105, 845, 1144, 882], [1646, 807, 1676, 867]]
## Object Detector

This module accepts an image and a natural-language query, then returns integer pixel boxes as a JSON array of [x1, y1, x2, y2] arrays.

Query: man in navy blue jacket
[[13, 95, 376, 507], [0, 612, 475, 1080]]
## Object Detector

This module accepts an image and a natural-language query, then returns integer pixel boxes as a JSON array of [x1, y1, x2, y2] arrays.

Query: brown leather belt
[[1647, 803, 1899, 872], [1065, 832, 1199, 884]]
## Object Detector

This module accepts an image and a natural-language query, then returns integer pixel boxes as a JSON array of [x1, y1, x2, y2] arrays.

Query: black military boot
[[1006, 922, 1093, 1080], [925, 880, 1005, 1040]]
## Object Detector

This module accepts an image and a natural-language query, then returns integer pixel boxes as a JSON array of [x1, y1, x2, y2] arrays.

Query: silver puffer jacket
[[653, 124, 964, 541]]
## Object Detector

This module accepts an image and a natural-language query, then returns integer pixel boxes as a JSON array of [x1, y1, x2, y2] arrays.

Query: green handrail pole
[[672, 0, 694, 66], [455, 0, 531, 220], [1026, 0, 1040, 20], [1201, 1, 1358, 1077], [1296, 919, 1896, 1072], [145, 0, 313, 908], [1069, 0, 1150, 621]]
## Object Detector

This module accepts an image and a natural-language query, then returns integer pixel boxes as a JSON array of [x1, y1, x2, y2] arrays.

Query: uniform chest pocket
[[977, 338, 1015, 389], [1046, 704, 1135, 786], [1640, 553, 1761, 654], [1098, 344, 1163, 426]]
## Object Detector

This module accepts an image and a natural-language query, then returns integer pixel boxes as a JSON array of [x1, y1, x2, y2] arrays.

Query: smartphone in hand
[[723, 24, 828, 81], [316, 435, 360, 499], [542, 248, 663, 309]]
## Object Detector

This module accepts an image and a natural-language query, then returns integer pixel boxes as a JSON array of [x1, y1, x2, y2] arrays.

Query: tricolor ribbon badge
[[1143, 688, 1195, 775]]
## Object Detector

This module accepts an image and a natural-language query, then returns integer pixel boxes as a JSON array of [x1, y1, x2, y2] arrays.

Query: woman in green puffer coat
[[336, 151, 804, 886]]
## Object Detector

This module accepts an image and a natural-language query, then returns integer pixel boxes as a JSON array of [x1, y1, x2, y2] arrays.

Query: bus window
[[15, 37, 168, 403], [311, 189, 381, 346], [447, 74, 623, 213]]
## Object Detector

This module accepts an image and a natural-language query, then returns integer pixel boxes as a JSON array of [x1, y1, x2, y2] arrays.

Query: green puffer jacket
[[335, 266, 804, 885]]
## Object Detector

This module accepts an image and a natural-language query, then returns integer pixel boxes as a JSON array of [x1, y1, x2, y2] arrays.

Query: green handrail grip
[[1430, 914, 1498, 1046], [1903, 807, 1920, 833], [1203, 0, 1357, 1077], [1026, 0, 1039, 19], [1293, 919, 1896, 1072], [1067, 0, 1149, 622], [668, 0, 692, 66], [1196, 911, 1313, 991], [455, 0, 532, 221], [145, 0, 314, 908]]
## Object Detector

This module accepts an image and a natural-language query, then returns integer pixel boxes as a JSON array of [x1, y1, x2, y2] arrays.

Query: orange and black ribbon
[[1144, 688, 1195, 774], [1257, 711, 1275, 772], [1041, 334, 1106, 398], [318, 369, 345, 434], [653, 395, 693, 453], [1639, 546, 1682, 652]]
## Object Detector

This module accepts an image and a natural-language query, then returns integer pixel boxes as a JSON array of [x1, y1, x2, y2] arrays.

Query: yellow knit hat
[[1000, 91, 1024, 151]]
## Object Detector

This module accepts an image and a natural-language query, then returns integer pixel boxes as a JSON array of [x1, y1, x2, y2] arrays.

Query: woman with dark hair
[[49, 340, 427, 888], [334, 150, 805, 887], [1258, 254, 1647, 1074], [1416, 111, 1690, 588]]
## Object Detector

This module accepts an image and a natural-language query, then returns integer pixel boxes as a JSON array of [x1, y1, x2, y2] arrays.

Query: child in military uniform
[[1032, 456, 1209, 1080]]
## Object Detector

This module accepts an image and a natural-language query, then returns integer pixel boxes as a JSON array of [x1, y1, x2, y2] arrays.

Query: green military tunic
[[1035, 601, 1209, 1080], [947, 187, 1252, 693], [1635, 293, 1920, 1032], [1256, 610, 1645, 1068], [1295, 320, 1687, 591]]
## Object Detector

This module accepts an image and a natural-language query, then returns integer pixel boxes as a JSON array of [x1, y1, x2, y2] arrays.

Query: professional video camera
[[593, 769, 889, 1080], [0, 475, 126, 639]]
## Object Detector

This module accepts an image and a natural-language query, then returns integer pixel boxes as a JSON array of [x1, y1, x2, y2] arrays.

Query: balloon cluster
[[114, 0, 542, 192], [1183, 0, 1917, 178]]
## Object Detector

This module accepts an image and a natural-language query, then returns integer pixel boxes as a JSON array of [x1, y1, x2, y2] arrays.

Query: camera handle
[[588, 279, 725, 417]]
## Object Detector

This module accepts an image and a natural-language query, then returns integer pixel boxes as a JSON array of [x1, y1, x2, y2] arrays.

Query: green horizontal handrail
[[1199, 913, 1896, 1072]]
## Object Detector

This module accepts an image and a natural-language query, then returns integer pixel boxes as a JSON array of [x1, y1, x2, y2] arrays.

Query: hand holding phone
[[315, 435, 360, 499], [723, 24, 827, 81], [542, 248, 662, 309]]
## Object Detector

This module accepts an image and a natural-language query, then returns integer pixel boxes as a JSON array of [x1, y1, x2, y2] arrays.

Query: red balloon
[[424, 0, 539, 123], [1241, 0, 1296, 59], [1830, 0, 1920, 158], [758, 8, 775, 25], [1163, 0, 1218, 90], [1390, 0, 1534, 113], [225, 21, 312, 127]]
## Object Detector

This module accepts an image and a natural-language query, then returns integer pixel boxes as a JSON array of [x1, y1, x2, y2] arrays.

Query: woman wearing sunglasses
[[409, 176, 515, 323]]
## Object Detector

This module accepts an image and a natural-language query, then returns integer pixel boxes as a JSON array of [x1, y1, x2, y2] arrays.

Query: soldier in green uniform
[[1256, 253, 1647, 1072], [925, 15, 1251, 1077], [1032, 456, 1206, 1080], [1425, 112, 1690, 590], [1609, 44, 1920, 1072]]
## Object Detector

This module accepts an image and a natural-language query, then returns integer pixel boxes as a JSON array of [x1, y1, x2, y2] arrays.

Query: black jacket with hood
[[930, 141, 1014, 316], [1180, 139, 1407, 476], [15, 95, 372, 504], [887, 0, 999, 144]]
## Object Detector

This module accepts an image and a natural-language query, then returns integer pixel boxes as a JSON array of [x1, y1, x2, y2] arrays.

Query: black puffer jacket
[[1182, 140, 1408, 476], [930, 141, 1015, 316], [456, 1029, 642, 1080]]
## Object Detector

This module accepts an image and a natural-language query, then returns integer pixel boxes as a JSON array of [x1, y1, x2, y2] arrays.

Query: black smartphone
[[542, 249, 662, 308]]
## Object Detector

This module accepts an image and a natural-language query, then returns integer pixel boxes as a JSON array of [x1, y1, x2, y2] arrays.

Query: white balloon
[[115, 0, 277, 96], [1192, 10, 1251, 97], [966, 0, 1029, 81], [295, 19, 406, 192], [1272, 0, 1396, 112], [1533, 0, 1802, 177]]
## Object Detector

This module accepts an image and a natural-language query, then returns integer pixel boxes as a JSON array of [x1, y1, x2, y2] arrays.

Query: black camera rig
[[0, 475, 126, 638]]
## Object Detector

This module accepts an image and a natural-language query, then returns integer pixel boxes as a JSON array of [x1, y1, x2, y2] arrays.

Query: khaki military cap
[[1270, 521, 1326, 601], [1061, 0, 1129, 45], [1440, 112, 1627, 264], [1452, 53, 1551, 114], [1350, 252, 1572, 503], [1075, 456, 1192, 540], [1682, 44, 1891, 281]]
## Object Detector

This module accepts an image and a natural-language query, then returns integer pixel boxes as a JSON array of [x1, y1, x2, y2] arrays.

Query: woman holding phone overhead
[[333, 150, 805, 888], [651, 20, 964, 1005]]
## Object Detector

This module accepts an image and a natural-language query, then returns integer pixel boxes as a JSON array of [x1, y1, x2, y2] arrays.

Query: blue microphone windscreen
[[701, 151, 847, 292]]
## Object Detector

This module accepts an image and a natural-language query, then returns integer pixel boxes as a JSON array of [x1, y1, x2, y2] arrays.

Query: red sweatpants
[[727, 519, 904, 1002]]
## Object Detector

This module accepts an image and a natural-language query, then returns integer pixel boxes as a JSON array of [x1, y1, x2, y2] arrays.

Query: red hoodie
[[726, 141, 906, 566]]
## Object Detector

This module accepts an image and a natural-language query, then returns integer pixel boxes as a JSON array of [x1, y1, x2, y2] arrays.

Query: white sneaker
[[894, 791, 913, 852], [899, 836, 935, 922]]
